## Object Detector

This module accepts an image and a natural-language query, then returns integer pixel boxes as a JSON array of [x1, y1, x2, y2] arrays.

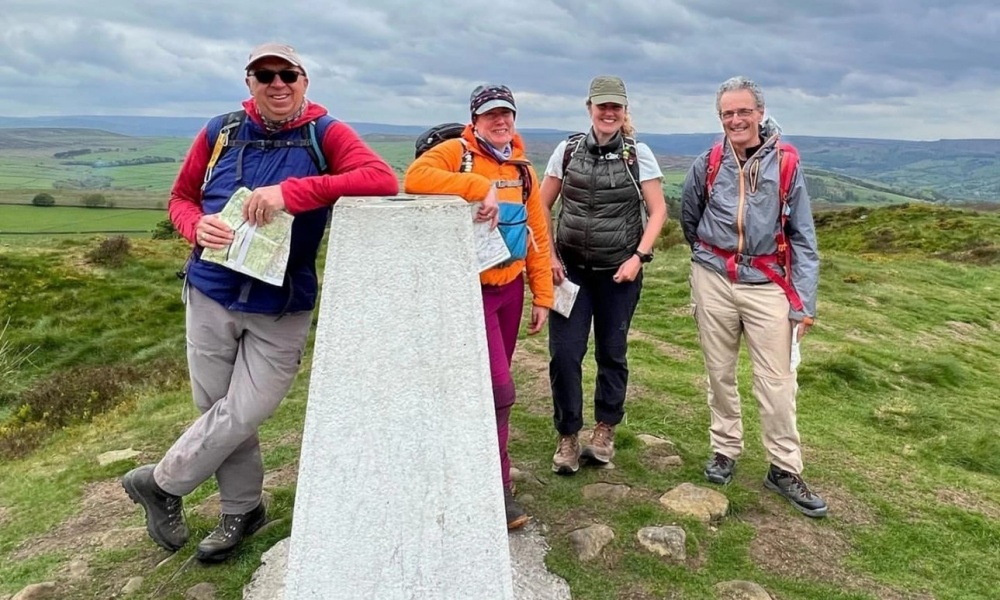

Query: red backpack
[[701, 141, 804, 312]]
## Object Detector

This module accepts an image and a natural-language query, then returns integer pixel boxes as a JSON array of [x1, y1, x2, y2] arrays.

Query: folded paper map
[[200, 187, 293, 286], [473, 219, 511, 272], [552, 279, 580, 318]]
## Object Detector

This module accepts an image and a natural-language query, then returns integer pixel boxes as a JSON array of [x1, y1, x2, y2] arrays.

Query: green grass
[[1, 197, 999, 598], [0, 205, 165, 234]]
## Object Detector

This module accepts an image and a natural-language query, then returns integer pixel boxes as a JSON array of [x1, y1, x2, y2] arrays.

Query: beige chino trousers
[[690, 262, 803, 474]]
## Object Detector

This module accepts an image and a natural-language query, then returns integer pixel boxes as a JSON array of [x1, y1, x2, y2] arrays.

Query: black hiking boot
[[764, 465, 828, 518], [505, 487, 530, 530], [121, 464, 189, 551], [195, 502, 267, 562], [703, 452, 736, 485]]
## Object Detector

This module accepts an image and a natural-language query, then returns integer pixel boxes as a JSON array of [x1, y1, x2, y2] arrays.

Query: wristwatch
[[635, 250, 654, 263]]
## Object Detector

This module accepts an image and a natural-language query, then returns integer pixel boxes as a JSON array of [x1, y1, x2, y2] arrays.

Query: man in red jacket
[[122, 42, 398, 562]]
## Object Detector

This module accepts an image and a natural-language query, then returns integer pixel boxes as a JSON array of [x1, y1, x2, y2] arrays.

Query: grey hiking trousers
[[154, 286, 312, 514]]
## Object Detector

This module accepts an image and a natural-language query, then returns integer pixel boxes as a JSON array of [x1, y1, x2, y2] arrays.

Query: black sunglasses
[[250, 69, 303, 85]]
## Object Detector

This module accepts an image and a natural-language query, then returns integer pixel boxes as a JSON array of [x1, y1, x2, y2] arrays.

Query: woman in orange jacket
[[404, 84, 553, 530]]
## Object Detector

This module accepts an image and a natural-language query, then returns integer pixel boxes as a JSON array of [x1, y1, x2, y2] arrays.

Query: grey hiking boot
[[552, 433, 581, 475], [581, 422, 615, 464], [504, 487, 530, 530], [195, 501, 267, 563], [121, 464, 189, 551], [764, 465, 828, 519], [704, 452, 736, 485]]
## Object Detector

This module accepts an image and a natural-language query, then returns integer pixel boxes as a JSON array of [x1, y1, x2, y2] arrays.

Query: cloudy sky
[[3, 0, 998, 140]]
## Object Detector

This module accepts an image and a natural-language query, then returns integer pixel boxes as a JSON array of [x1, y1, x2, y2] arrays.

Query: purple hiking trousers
[[481, 274, 525, 491]]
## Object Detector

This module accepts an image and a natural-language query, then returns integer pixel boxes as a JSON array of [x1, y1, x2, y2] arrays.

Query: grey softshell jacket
[[680, 129, 819, 321]]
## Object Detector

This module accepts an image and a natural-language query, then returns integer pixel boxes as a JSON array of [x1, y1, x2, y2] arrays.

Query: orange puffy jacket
[[404, 125, 553, 309]]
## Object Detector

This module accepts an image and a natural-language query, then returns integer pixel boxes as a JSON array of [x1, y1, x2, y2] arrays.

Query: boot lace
[[592, 423, 613, 447], [710, 453, 732, 470], [164, 496, 184, 527], [557, 434, 578, 457], [207, 514, 245, 542]]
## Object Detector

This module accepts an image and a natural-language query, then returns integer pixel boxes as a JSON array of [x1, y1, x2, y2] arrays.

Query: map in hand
[[200, 187, 293, 286]]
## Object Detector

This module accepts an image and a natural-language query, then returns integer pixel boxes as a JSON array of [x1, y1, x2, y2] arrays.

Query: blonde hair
[[586, 100, 636, 138], [622, 111, 636, 138]]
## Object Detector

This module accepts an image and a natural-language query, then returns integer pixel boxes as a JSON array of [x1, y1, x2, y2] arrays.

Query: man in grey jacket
[[680, 76, 826, 518]]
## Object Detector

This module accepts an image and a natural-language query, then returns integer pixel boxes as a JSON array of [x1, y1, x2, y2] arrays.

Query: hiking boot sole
[[580, 447, 613, 465], [552, 462, 579, 475], [764, 477, 829, 518], [121, 473, 185, 552]]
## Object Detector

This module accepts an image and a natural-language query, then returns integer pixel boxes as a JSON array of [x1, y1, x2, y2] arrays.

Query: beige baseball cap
[[588, 75, 628, 106], [245, 42, 306, 74]]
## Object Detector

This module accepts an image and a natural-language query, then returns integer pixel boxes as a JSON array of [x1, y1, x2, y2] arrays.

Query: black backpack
[[414, 122, 466, 159]]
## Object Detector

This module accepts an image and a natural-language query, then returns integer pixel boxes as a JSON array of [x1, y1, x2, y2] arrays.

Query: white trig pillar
[[284, 195, 515, 600]]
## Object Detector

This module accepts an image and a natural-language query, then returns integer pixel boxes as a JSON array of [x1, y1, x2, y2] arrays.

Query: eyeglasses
[[250, 69, 304, 85], [719, 108, 757, 120]]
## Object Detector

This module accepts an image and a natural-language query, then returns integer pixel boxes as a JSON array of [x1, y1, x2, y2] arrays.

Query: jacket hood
[[242, 99, 330, 131]]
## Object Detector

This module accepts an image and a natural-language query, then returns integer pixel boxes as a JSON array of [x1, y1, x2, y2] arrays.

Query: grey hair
[[715, 76, 765, 113]]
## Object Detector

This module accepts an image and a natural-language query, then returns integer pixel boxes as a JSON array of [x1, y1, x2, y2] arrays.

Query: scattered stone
[[184, 582, 216, 600], [96, 448, 141, 466], [637, 434, 676, 452], [637, 526, 686, 561], [243, 527, 573, 600], [659, 483, 729, 522], [243, 540, 289, 600], [121, 577, 144, 595], [568, 524, 615, 561], [520, 494, 536, 504], [581, 483, 631, 501], [510, 467, 547, 487], [509, 523, 573, 600], [254, 518, 287, 537], [11, 582, 57, 600], [649, 456, 684, 469], [67, 557, 88, 579], [714, 580, 772, 599], [99, 527, 148, 549], [193, 491, 272, 521]]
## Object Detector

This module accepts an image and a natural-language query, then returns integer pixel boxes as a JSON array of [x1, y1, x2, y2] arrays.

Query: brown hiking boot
[[505, 487, 530, 530], [552, 433, 580, 475], [581, 422, 615, 464]]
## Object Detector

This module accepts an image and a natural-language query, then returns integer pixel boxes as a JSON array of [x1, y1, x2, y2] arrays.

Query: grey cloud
[[0, 0, 998, 139]]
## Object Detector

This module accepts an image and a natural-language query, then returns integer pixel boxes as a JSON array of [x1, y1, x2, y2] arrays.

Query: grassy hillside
[[1, 205, 998, 599]]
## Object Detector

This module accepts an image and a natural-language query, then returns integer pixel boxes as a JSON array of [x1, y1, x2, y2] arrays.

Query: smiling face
[[589, 102, 625, 143], [718, 89, 763, 155], [473, 107, 515, 149], [245, 57, 308, 122]]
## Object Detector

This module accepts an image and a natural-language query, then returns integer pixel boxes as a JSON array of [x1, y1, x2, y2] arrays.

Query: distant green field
[[0, 205, 164, 234], [0, 130, 930, 215]]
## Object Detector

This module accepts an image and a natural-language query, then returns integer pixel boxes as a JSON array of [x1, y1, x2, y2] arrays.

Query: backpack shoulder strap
[[207, 111, 245, 162], [458, 138, 474, 173], [704, 141, 725, 199], [777, 141, 800, 203], [303, 115, 336, 174], [561, 132, 587, 176], [202, 110, 246, 190], [517, 163, 533, 203]]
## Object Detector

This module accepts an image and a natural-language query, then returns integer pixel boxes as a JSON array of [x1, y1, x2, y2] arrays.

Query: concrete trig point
[[285, 196, 515, 600]]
